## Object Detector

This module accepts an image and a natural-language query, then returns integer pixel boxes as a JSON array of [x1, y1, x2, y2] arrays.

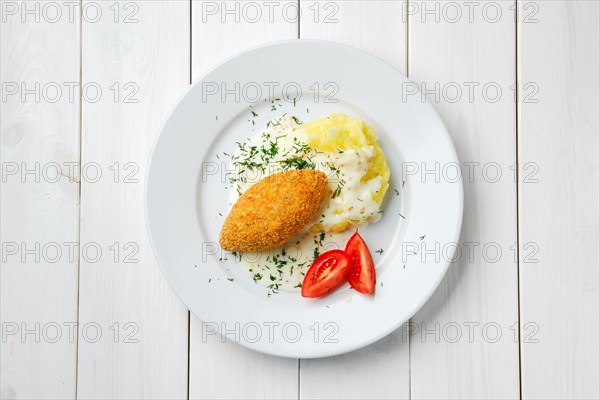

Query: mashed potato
[[304, 113, 390, 204], [303, 113, 390, 232]]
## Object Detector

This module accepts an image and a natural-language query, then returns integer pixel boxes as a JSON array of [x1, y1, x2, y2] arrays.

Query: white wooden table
[[1, 1, 599, 399]]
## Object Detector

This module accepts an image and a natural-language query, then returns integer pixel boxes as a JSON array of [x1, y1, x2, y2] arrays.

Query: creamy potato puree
[[226, 114, 389, 292]]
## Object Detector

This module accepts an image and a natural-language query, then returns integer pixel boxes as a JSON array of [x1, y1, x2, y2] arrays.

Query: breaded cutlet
[[220, 169, 328, 252]]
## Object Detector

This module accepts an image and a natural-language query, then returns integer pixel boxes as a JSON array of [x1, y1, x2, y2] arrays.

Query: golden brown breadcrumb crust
[[219, 170, 328, 252]]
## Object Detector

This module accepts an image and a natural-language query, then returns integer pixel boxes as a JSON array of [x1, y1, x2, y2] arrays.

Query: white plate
[[145, 40, 463, 358]]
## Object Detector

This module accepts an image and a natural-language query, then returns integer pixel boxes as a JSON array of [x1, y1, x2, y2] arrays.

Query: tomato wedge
[[301, 250, 350, 298], [345, 232, 376, 294]]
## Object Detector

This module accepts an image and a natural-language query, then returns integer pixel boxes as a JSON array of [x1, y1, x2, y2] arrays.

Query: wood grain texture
[[408, 1, 520, 398], [298, 2, 409, 399], [0, 4, 80, 398], [518, 1, 600, 398], [2, 1, 597, 399], [299, 0, 406, 70], [192, 0, 300, 77], [189, 317, 299, 400], [188, 1, 299, 399], [300, 325, 409, 400], [77, 2, 189, 398]]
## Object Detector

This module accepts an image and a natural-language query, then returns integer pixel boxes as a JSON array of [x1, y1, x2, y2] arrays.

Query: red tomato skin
[[345, 232, 376, 294], [301, 250, 351, 298]]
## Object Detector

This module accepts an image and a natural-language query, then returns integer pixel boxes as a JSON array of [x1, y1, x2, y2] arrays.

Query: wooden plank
[[0, 1, 80, 398], [298, 1, 409, 399], [76, 1, 190, 398], [188, 1, 299, 399], [300, 326, 409, 400], [192, 0, 300, 75], [408, 1, 520, 398], [189, 317, 299, 400], [299, 0, 406, 69], [518, 1, 600, 398]]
